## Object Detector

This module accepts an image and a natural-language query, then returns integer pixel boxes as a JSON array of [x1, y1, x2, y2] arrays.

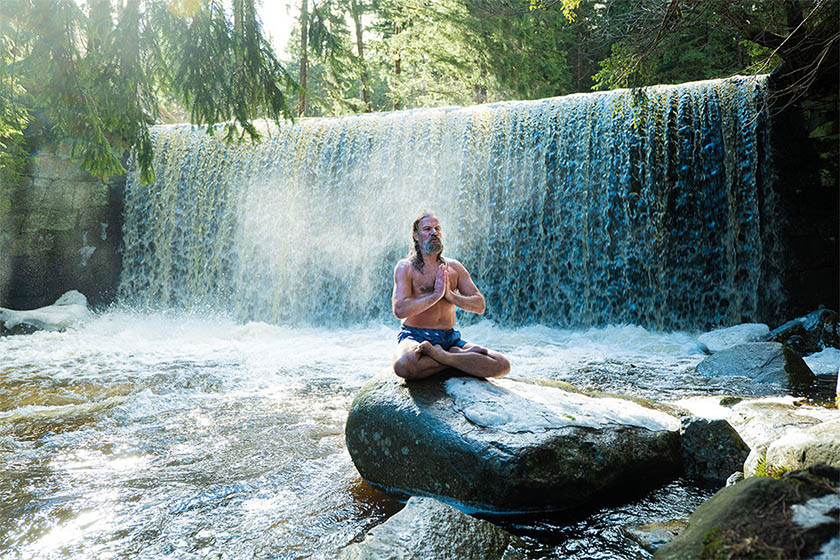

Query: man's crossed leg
[[392, 339, 510, 380]]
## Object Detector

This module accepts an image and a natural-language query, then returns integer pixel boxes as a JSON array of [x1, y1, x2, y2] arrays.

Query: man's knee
[[393, 351, 418, 379], [493, 354, 511, 378]]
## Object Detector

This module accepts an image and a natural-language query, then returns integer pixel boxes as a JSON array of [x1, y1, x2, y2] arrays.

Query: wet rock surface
[[695, 342, 815, 385], [623, 519, 687, 553], [803, 347, 840, 375], [765, 419, 840, 472], [697, 323, 769, 354], [0, 290, 90, 332], [345, 372, 682, 513], [654, 465, 840, 560], [338, 497, 525, 560], [727, 398, 837, 476], [680, 417, 750, 485], [761, 309, 839, 355]]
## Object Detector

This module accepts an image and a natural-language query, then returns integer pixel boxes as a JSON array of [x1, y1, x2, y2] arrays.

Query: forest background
[[0, 0, 837, 184]]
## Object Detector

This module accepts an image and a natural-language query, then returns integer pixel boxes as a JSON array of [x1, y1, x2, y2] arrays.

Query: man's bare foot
[[415, 341, 434, 355], [421, 343, 447, 362]]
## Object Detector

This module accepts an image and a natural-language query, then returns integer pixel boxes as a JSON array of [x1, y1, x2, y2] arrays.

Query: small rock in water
[[697, 323, 770, 354], [803, 347, 840, 375], [725, 472, 744, 486], [718, 396, 743, 407], [338, 496, 525, 560]]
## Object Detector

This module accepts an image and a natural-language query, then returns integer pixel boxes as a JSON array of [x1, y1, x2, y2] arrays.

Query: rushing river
[[1, 311, 801, 559]]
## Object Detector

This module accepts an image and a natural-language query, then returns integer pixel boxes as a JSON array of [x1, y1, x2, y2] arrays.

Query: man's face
[[416, 216, 443, 255]]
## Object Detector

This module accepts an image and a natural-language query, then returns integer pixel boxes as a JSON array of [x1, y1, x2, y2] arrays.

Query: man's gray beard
[[423, 237, 443, 255]]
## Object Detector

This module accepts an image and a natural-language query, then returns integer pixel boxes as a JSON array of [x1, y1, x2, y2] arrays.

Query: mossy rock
[[654, 465, 839, 559]]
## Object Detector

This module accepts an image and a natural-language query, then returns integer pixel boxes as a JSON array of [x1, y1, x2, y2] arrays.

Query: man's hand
[[440, 260, 486, 314], [433, 263, 448, 299], [443, 264, 457, 302]]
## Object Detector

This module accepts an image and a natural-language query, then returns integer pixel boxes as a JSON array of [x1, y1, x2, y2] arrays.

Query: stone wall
[[0, 143, 123, 310], [771, 82, 840, 318]]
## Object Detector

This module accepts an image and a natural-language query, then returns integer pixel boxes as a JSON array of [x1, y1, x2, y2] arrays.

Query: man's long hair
[[408, 211, 444, 271]]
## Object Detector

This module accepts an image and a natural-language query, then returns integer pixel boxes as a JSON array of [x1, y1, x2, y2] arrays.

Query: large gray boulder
[[695, 342, 815, 385], [697, 323, 769, 354], [345, 373, 682, 513], [654, 465, 840, 560], [338, 497, 525, 560]]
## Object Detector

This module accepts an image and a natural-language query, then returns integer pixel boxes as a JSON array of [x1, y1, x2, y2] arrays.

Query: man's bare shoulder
[[394, 259, 415, 276], [443, 258, 468, 272]]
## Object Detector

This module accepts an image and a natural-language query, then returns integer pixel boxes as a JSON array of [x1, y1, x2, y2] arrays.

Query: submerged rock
[[338, 497, 525, 560], [345, 373, 681, 513], [0, 290, 90, 332], [680, 417, 750, 485], [697, 323, 769, 354], [654, 465, 840, 560], [695, 342, 815, 385], [760, 308, 840, 355], [623, 519, 687, 553]]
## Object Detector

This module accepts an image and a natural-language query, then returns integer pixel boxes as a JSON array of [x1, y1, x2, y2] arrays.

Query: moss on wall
[[0, 141, 124, 310]]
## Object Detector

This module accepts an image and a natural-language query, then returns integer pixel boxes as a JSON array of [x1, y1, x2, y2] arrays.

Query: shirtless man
[[391, 212, 510, 380]]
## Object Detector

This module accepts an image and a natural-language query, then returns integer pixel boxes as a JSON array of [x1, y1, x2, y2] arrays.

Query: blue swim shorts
[[397, 325, 467, 351]]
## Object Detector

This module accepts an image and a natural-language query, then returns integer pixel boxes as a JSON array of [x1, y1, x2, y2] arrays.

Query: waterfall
[[119, 75, 783, 329]]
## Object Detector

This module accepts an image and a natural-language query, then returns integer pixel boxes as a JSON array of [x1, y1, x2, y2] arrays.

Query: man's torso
[[402, 258, 458, 329]]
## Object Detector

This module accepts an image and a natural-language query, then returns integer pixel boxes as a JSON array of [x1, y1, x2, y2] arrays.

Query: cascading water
[[4, 76, 810, 560], [120, 75, 783, 330]]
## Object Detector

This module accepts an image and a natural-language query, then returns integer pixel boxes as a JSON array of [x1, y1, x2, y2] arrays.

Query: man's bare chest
[[410, 267, 456, 295], [412, 271, 436, 294]]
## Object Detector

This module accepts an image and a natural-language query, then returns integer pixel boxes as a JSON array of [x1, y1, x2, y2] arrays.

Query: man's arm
[[444, 260, 485, 314], [392, 261, 447, 319]]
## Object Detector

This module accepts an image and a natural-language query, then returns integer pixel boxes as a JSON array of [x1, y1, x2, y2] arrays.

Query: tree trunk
[[393, 19, 401, 110], [350, 0, 371, 112], [576, 23, 584, 92], [298, 0, 308, 116], [234, 0, 245, 85], [86, 0, 112, 54]]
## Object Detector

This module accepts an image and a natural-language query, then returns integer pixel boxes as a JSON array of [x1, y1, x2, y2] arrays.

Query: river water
[[1, 311, 798, 559]]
